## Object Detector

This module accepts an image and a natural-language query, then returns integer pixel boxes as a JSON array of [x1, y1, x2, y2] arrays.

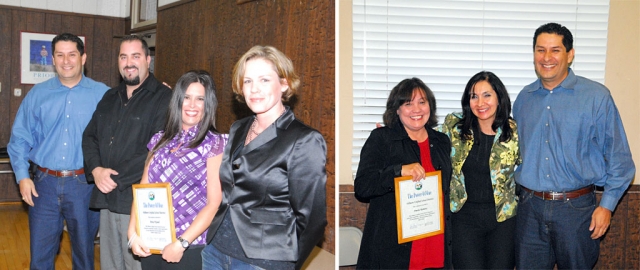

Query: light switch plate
[[14, 88, 21, 97]]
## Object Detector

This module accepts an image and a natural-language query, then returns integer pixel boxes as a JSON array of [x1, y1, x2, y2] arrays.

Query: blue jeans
[[515, 188, 600, 269], [28, 170, 99, 270], [201, 244, 264, 270]]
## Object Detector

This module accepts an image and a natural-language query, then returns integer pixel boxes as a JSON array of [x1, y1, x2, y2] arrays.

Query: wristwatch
[[177, 237, 190, 249]]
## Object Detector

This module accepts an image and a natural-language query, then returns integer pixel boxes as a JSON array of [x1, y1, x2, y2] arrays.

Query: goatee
[[124, 76, 140, 86]]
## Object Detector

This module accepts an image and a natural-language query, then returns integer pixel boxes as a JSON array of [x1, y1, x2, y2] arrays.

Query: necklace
[[250, 120, 260, 135], [245, 107, 287, 145]]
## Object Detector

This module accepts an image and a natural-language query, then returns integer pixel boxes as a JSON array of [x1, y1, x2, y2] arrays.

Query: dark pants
[[451, 202, 516, 269], [141, 245, 203, 270], [515, 189, 599, 269], [29, 170, 99, 270], [201, 244, 264, 270]]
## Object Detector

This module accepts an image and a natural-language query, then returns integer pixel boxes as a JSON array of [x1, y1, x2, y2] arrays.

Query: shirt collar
[[177, 124, 200, 145], [528, 68, 577, 92], [50, 74, 89, 89], [118, 72, 161, 96], [389, 120, 444, 144]]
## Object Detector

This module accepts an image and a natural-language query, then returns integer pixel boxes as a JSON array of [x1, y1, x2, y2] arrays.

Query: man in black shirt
[[83, 35, 172, 270]]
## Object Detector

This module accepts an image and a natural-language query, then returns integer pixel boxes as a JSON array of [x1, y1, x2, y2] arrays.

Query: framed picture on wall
[[20, 32, 85, 85]]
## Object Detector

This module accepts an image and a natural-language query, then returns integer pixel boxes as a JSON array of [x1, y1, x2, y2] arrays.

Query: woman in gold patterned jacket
[[439, 71, 519, 269]]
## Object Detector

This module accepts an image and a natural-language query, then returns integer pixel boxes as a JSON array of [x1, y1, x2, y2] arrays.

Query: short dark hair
[[458, 71, 513, 143], [120, 35, 150, 56], [152, 70, 219, 153], [383, 77, 438, 128], [533, 22, 573, 52], [52, 33, 84, 55]]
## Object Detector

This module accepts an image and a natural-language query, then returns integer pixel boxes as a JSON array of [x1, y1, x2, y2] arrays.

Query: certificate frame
[[132, 183, 176, 254], [394, 171, 444, 244]]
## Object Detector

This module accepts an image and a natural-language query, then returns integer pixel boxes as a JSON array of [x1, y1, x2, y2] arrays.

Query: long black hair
[[457, 71, 513, 142], [152, 70, 219, 153]]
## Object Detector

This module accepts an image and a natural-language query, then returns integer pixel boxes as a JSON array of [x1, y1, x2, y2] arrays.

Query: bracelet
[[127, 234, 137, 249]]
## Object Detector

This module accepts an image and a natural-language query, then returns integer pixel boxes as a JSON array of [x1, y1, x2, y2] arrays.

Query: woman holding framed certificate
[[439, 71, 519, 269], [127, 70, 228, 269], [201, 45, 327, 270], [354, 78, 453, 269]]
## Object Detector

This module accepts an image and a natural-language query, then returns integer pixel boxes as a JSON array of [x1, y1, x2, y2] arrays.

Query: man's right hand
[[92, 167, 119, 194], [19, 178, 38, 207]]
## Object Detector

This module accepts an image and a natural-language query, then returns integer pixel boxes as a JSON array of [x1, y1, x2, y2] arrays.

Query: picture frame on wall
[[20, 32, 85, 85]]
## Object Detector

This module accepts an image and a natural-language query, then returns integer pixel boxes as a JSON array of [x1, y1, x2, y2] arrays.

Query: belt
[[521, 185, 594, 200], [37, 166, 84, 177]]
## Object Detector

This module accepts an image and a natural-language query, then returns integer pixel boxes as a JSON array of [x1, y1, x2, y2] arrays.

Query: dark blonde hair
[[232, 45, 300, 102]]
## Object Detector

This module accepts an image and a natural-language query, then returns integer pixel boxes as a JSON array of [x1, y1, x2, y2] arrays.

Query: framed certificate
[[132, 183, 176, 254], [394, 171, 444, 244]]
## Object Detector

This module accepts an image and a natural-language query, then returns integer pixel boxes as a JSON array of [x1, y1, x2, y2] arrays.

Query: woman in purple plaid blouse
[[127, 70, 228, 270]]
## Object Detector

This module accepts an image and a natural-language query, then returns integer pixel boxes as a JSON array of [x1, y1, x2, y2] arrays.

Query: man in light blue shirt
[[513, 22, 635, 269], [8, 33, 109, 270]]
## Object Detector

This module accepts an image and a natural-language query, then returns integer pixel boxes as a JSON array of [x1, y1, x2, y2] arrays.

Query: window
[[351, 0, 610, 174], [132, 0, 158, 29]]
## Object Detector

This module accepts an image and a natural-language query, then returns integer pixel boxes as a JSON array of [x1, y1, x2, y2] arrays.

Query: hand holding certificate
[[394, 171, 444, 244], [132, 183, 177, 254]]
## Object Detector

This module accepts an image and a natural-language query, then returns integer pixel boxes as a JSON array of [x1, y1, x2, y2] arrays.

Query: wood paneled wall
[[339, 185, 640, 269], [154, 0, 335, 254], [0, 5, 126, 202]]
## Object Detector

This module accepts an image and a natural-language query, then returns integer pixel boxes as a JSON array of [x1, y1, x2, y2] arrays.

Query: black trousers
[[451, 202, 516, 269], [140, 245, 204, 270]]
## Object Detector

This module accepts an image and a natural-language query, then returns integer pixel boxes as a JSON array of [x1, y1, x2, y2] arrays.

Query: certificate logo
[[414, 181, 422, 190], [148, 191, 156, 201]]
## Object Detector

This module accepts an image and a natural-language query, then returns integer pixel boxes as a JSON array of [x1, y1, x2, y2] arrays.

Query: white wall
[[0, 0, 129, 17]]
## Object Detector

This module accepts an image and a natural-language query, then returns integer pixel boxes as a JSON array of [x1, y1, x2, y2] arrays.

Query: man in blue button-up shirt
[[8, 33, 108, 270], [513, 23, 635, 269]]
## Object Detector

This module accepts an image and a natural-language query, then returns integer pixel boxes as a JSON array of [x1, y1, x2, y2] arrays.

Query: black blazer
[[354, 121, 453, 269], [206, 109, 327, 269]]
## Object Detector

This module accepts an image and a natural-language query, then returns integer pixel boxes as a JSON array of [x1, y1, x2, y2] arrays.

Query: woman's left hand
[[161, 241, 185, 263]]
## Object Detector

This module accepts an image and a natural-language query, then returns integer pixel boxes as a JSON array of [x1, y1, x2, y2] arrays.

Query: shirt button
[[547, 106, 550, 109], [66, 115, 70, 118], [62, 156, 65, 160], [545, 123, 549, 126], [546, 174, 550, 178], [64, 143, 67, 146], [545, 157, 549, 160], [68, 101, 71, 104], [545, 140, 549, 143]]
